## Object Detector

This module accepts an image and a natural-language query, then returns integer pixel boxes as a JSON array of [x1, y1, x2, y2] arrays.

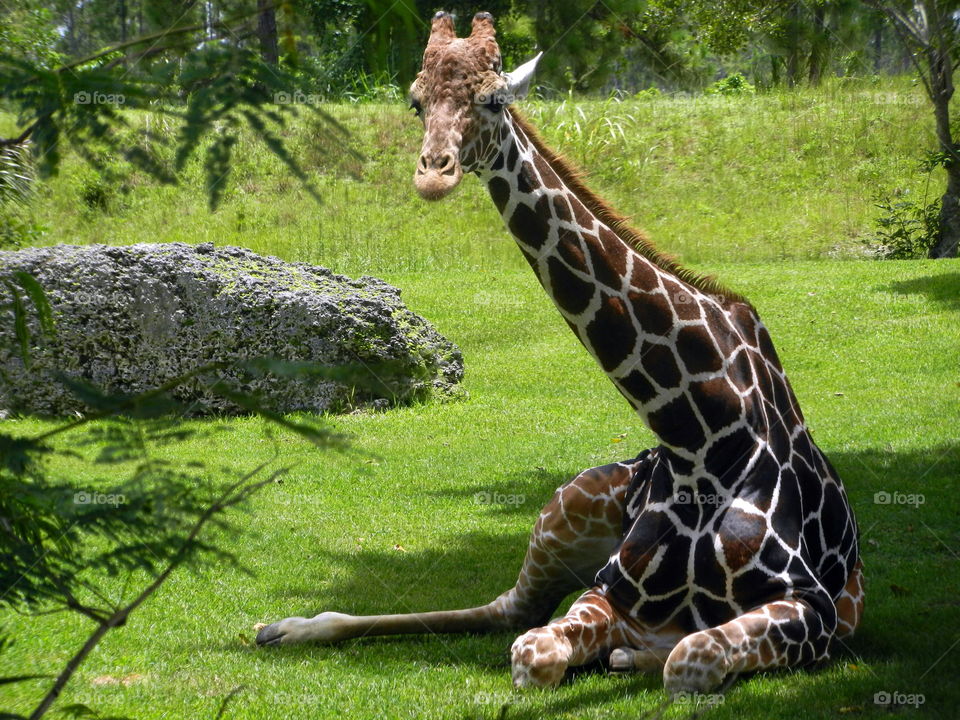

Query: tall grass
[[2, 76, 935, 275]]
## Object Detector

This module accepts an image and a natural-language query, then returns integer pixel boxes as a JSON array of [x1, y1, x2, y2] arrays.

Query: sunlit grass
[[1, 260, 958, 719], [3, 76, 936, 275]]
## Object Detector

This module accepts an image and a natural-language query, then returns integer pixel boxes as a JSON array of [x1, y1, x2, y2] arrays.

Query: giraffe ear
[[504, 52, 542, 101]]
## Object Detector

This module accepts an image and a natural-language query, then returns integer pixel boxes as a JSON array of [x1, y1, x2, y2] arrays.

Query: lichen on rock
[[0, 242, 464, 416]]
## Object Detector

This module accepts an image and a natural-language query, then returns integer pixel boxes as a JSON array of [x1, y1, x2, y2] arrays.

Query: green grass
[[1, 77, 959, 718], [1, 76, 939, 273], [1, 259, 958, 719]]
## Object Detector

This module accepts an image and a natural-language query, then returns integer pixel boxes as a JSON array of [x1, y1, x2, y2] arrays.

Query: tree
[[863, 0, 960, 258], [514, 0, 646, 92], [0, 280, 362, 719], [0, 2, 353, 210], [642, 0, 894, 88], [256, 0, 280, 65]]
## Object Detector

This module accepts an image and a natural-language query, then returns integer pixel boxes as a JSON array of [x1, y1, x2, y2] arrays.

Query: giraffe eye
[[481, 93, 505, 114], [409, 99, 423, 119]]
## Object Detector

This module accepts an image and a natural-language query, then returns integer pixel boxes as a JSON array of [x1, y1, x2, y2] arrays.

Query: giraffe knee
[[510, 627, 572, 689], [663, 632, 729, 696]]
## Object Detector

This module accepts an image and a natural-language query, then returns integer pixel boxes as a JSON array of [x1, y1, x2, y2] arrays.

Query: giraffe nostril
[[416, 155, 429, 174], [437, 152, 457, 176]]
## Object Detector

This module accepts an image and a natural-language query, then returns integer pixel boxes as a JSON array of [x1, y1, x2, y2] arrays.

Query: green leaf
[[3, 279, 31, 368], [11, 271, 54, 336]]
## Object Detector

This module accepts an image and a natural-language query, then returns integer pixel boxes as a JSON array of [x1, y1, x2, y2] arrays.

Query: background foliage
[[0, 0, 924, 97]]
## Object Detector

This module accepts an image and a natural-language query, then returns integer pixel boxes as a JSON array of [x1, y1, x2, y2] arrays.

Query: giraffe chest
[[598, 462, 778, 633]]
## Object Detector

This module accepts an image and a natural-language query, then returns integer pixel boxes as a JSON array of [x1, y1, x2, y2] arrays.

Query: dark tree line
[[0, 0, 926, 90]]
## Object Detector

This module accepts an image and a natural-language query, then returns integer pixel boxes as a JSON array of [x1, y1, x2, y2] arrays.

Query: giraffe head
[[410, 11, 540, 200]]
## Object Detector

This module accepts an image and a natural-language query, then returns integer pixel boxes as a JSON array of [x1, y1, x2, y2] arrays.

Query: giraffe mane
[[507, 108, 747, 306]]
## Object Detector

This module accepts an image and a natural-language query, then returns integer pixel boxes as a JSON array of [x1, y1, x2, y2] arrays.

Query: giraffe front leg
[[663, 598, 833, 696], [511, 588, 628, 688]]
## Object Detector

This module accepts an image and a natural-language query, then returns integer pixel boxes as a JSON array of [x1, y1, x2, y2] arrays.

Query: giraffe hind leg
[[491, 455, 648, 628], [834, 559, 864, 640], [256, 455, 649, 646], [608, 643, 676, 673]]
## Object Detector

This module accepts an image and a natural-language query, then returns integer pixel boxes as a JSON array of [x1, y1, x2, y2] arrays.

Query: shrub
[[706, 72, 755, 96], [0, 143, 42, 250], [866, 190, 941, 259]]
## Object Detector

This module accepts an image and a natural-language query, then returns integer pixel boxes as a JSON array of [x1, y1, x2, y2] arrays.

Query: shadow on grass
[[423, 466, 579, 516], [264, 527, 534, 613], [882, 272, 960, 310]]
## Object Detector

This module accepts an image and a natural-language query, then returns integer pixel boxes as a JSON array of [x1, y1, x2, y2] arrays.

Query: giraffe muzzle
[[414, 150, 463, 200]]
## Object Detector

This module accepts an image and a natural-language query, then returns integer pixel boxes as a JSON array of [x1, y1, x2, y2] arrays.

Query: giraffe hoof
[[255, 616, 318, 646], [256, 612, 355, 646], [609, 648, 634, 671], [255, 619, 296, 646], [609, 646, 664, 673]]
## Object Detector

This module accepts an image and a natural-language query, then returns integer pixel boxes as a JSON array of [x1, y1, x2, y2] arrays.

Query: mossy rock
[[0, 242, 464, 416]]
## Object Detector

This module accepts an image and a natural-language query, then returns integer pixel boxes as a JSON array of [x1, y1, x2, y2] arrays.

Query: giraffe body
[[256, 11, 864, 696]]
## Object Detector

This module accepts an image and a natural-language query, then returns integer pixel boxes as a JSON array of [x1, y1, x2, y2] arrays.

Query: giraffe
[[256, 11, 864, 695]]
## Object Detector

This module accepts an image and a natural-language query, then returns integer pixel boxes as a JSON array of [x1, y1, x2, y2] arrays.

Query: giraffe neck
[[476, 109, 761, 460]]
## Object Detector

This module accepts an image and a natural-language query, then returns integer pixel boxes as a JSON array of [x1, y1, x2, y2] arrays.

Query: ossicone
[[428, 10, 456, 45]]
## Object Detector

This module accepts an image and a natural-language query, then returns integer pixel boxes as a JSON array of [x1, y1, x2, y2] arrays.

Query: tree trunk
[[67, 5, 78, 56], [864, 0, 960, 257], [934, 169, 960, 257], [929, 45, 959, 258], [872, 21, 882, 72], [808, 4, 826, 85], [783, 2, 803, 87], [257, 0, 279, 65]]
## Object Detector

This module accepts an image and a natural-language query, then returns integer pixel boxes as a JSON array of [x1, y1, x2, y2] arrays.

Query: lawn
[[0, 76, 939, 273], [1, 258, 958, 719], [1, 78, 959, 718]]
